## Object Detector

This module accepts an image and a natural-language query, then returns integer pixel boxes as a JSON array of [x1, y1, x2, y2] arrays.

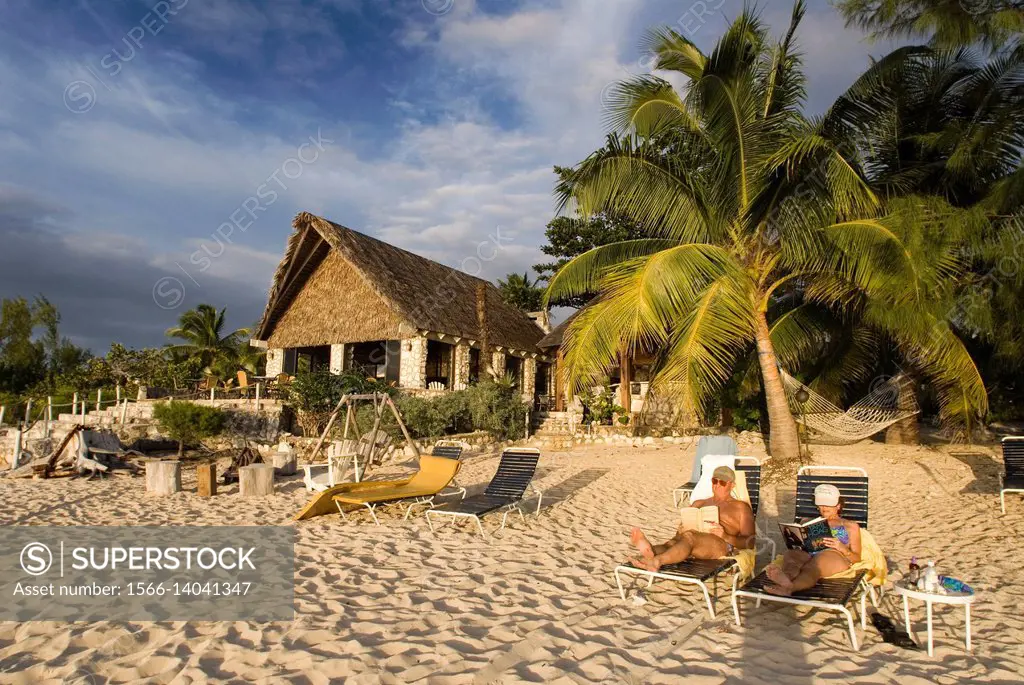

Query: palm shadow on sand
[[949, 451, 1002, 494]]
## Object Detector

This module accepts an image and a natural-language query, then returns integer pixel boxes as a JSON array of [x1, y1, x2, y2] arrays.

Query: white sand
[[1, 439, 1023, 683]]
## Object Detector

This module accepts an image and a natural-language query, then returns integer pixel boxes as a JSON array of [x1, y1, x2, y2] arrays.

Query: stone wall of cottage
[[399, 336, 428, 389], [453, 342, 471, 390], [491, 351, 506, 378], [265, 348, 284, 376], [522, 357, 537, 401], [329, 344, 346, 374]]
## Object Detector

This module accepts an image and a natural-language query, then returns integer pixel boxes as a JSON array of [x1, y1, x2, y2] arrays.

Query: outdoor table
[[893, 577, 975, 656]]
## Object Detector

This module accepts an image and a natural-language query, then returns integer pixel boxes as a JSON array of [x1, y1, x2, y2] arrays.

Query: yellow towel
[[770, 528, 887, 585], [730, 548, 757, 582]]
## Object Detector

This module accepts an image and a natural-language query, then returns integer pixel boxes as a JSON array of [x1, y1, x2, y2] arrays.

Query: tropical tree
[[835, 0, 1024, 55], [165, 304, 249, 374], [546, 1, 989, 457], [497, 273, 545, 311]]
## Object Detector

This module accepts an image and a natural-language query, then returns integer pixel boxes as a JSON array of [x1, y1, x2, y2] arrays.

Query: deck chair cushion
[[332, 455, 460, 505]]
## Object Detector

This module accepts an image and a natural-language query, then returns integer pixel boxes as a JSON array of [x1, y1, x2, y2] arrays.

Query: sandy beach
[[1, 438, 1023, 684]]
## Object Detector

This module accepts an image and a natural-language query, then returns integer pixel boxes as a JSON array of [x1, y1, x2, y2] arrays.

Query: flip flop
[[870, 612, 919, 650]]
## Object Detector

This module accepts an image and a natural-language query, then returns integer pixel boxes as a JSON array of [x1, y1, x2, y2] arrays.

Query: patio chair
[[731, 465, 878, 650], [1000, 436, 1024, 514], [672, 435, 739, 507], [424, 448, 542, 536], [294, 453, 462, 523], [236, 370, 254, 398], [613, 468, 763, 618]]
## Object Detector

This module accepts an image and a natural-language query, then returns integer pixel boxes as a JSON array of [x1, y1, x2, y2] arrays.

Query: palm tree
[[546, 1, 988, 457], [165, 304, 249, 375], [497, 272, 545, 311], [835, 0, 1024, 55]]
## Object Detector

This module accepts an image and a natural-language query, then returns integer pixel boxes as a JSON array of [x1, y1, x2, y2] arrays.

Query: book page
[[700, 506, 719, 533], [679, 507, 701, 532]]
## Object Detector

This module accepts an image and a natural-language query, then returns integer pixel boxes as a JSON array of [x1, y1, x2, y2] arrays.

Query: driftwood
[[6, 428, 143, 480], [221, 442, 264, 484]]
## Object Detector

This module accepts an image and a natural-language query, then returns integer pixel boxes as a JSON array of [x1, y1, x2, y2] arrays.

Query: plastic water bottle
[[921, 561, 939, 593]]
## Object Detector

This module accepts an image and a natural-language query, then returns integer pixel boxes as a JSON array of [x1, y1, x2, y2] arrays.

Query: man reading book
[[629, 465, 755, 571]]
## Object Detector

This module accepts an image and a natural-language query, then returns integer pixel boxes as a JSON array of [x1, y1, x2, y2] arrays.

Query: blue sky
[[0, 0, 895, 352]]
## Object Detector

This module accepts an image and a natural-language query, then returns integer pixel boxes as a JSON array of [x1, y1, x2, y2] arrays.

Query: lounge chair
[[731, 465, 877, 650], [1000, 436, 1024, 514], [672, 435, 739, 507], [294, 453, 461, 523], [424, 448, 542, 536], [613, 467, 762, 618]]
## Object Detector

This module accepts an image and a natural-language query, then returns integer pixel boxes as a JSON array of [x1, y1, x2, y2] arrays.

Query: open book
[[680, 505, 719, 533], [779, 517, 832, 554]]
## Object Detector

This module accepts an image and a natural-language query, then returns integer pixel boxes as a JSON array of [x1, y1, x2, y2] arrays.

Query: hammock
[[780, 369, 919, 444]]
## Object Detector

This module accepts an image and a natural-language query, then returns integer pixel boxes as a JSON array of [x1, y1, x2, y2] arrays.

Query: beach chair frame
[[730, 464, 876, 650], [615, 465, 765, 617], [614, 558, 740, 618], [425, 448, 542, 537], [731, 571, 870, 650], [1000, 437, 1024, 514], [334, 445, 469, 525]]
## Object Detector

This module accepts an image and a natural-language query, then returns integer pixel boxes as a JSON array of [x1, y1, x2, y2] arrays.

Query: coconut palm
[[165, 304, 249, 374], [835, 0, 1024, 55], [546, 1, 989, 457]]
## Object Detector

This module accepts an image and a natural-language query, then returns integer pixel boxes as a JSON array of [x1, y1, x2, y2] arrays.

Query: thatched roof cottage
[[252, 213, 554, 404]]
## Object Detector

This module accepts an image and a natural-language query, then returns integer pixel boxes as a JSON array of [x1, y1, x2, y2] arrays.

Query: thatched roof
[[254, 213, 546, 352], [537, 310, 581, 349]]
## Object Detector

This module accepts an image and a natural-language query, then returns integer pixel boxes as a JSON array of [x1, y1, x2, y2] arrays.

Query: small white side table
[[893, 579, 975, 656]]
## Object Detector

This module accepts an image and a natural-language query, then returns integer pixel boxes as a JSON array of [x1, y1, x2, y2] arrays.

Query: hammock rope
[[780, 369, 919, 444]]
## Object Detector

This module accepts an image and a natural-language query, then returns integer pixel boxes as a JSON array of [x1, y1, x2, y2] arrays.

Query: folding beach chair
[[1000, 436, 1024, 514], [613, 467, 762, 618], [399, 442, 468, 516], [672, 435, 740, 507], [424, 448, 542, 536], [731, 465, 876, 650]]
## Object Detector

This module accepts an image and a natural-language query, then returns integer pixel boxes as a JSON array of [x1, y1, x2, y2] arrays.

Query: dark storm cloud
[[0, 187, 267, 352]]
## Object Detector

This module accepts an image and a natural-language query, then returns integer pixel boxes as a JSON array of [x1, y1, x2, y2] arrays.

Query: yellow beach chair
[[294, 454, 462, 524]]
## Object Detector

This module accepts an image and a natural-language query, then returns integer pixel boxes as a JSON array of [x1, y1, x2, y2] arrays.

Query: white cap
[[814, 484, 840, 506]]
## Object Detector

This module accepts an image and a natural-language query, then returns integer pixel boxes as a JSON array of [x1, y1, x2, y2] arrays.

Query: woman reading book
[[629, 466, 755, 571], [765, 484, 862, 595]]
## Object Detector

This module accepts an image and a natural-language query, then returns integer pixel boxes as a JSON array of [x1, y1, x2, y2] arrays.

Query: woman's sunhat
[[814, 483, 840, 506]]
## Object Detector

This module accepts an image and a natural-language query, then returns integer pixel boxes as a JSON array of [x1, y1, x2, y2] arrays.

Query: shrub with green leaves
[[288, 371, 393, 436], [153, 400, 226, 456]]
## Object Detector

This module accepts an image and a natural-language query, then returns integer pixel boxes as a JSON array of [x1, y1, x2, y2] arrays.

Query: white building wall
[[265, 348, 284, 376]]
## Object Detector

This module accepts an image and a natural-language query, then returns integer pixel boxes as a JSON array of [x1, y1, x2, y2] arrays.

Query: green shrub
[[579, 384, 625, 425], [153, 401, 226, 456], [465, 379, 528, 440], [288, 371, 393, 436]]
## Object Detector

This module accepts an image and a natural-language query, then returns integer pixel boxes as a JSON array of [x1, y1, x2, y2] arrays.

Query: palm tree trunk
[[885, 379, 919, 445], [753, 309, 800, 459]]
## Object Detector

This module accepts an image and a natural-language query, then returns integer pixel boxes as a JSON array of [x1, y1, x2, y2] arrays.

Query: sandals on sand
[[870, 612, 919, 650]]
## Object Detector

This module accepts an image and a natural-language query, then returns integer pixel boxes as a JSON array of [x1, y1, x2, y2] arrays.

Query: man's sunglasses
[[711, 478, 733, 486]]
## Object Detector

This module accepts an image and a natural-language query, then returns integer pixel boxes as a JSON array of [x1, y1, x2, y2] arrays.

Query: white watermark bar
[[1, 526, 294, 621]]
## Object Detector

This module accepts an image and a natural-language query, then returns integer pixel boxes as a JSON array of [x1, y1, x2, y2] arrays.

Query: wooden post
[[116, 385, 122, 402], [387, 395, 419, 458], [309, 395, 347, 464], [255, 382, 262, 412], [96, 389, 102, 411], [146, 461, 181, 495], [120, 399, 129, 425], [80, 400, 87, 420], [197, 463, 217, 497], [0, 405, 5, 426], [210, 387, 216, 403], [73, 392, 79, 412], [24, 399, 32, 424], [476, 282, 492, 379], [618, 344, 632, 420], [12, 426, 23, 468], [271, 451, 296, 476], [239, 464, 275, 496]]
